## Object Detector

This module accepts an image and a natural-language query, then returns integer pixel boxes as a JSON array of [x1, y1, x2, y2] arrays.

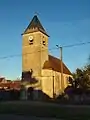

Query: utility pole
[[40, 38, 42, 91], [53, 75, 55, 99], [56, 45, 64, 91], [60, 46, 64, 91]]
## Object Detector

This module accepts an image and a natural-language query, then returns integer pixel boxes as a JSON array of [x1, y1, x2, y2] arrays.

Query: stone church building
[[21, 15, 71, 100]]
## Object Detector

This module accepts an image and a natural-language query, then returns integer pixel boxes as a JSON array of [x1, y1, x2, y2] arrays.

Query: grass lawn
[[0, 101, 90, 120]]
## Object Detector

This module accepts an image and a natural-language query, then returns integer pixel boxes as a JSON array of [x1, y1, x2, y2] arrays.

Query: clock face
[[28, 36, 33, 41]]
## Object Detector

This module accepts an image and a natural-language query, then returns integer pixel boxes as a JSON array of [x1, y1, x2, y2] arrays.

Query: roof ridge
[[49, 54, 61, 62], [43, 55, 71, 75]]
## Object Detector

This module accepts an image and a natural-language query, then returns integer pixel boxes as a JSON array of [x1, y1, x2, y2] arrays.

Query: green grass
[[0, 101, 90, 119]]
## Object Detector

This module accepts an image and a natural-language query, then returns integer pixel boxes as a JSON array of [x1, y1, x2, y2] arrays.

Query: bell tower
[[22, 15, 49, 78]]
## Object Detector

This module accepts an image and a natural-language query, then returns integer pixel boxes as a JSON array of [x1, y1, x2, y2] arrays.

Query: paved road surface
[[1, 101, 90, 108], [0, 114, 62, 120]]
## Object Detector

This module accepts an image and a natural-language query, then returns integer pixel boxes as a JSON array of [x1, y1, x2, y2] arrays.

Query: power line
[[63, 41, 90, 48], [0, 47, 56, 59], [0, 41, 90, 60]]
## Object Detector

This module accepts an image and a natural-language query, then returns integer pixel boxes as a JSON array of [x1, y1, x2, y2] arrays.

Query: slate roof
[[23, 15, 49, 36], [43, 55, 71, 75]]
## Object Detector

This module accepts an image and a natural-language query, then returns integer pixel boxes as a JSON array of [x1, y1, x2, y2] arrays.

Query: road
[[0, 114, 62, 120], [1, 100, 90, 108]]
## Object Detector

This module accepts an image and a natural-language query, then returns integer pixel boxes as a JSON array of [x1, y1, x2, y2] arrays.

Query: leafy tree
[[64, 56, 90, 99], [71, 60, 90, 90]]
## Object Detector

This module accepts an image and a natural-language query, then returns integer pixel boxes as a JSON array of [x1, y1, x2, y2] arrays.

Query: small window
[[43, 40, 46, 46], [28, 36, 34, 45], [29, 39, 33, 45]]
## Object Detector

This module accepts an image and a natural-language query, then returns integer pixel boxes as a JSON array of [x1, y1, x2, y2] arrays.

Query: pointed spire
[[23, 15, 49, 36]]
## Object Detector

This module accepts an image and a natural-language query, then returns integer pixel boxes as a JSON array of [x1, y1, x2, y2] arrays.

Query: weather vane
[[34, 12, 39, 16]]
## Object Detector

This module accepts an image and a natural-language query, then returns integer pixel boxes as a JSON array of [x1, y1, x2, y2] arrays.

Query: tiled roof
[[0, 81, 21, 89], [0, 77, 5, 82], [0, 78, 4, 82], [43, 55, 71, 75], [23, 15, 49, 36]]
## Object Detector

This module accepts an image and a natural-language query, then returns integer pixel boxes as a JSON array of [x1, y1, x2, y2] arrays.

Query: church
[[21, 15, 71, 100]]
